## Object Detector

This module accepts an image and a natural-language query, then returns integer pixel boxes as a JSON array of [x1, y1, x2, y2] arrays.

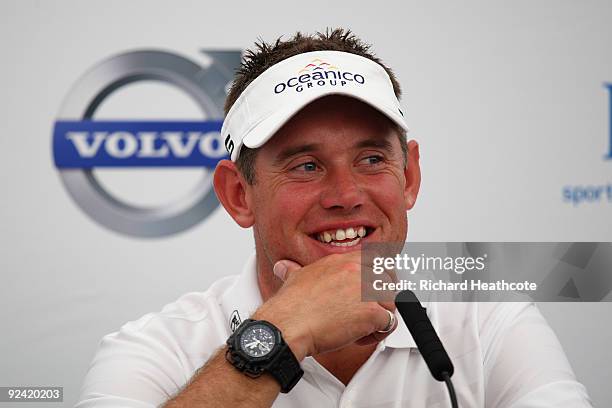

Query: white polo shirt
[[76, 254, 592, 408]]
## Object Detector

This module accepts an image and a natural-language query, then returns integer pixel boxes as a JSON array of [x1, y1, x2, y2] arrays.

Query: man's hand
[[165, 252, 397, 408], [253, 251, 397, 361]]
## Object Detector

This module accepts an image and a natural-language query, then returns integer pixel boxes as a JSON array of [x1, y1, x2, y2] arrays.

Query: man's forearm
[[163, 346, 281, 408]]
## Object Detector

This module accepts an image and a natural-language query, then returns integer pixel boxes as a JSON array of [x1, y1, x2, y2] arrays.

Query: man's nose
[[319, 166, 365, 211]]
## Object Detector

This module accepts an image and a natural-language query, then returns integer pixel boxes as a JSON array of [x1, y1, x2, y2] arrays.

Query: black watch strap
[[268, 342, 304, 393]]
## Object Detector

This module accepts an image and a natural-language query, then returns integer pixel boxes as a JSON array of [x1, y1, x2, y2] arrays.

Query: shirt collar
[[220, 252, 439, 349], [383, 293, 439, 349], [220, 253, 263, 333]]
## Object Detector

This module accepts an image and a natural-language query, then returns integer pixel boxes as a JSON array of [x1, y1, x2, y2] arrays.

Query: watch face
[[240, 323, 277, 358]]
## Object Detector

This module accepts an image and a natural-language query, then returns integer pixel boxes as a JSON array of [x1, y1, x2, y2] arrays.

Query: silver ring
[[377, 309, 396, 334]]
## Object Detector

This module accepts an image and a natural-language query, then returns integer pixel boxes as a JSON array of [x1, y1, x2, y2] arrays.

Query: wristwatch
[[226, 319, 304, 393]]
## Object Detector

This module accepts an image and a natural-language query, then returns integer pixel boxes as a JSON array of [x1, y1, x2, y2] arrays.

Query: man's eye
[[363, 155, 384, 165], [294, 161, 318, 172]]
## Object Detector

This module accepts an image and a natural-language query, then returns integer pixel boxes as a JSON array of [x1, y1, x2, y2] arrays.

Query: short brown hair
[[225, 28, 406, 184]]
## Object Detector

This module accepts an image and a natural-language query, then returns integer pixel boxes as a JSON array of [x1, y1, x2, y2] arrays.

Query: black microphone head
[[395, 289, 420, 304], [395, 290, 454, 381]]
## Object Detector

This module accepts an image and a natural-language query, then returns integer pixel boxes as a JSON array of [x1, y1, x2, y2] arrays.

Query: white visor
[[221, 50, 408, 161]]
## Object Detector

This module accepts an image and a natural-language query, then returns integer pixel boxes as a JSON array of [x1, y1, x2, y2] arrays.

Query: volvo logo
[[52, 50, 241, 237]]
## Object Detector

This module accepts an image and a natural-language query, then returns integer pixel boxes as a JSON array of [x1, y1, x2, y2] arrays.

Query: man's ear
[[404, 140, 421, 210], [213, 160, 255, 228]]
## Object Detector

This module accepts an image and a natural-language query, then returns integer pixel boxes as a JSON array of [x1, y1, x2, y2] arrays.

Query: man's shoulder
[[92, 273, 242, 371], [78, 274, 242, 405], [114, 274, 239, 337]]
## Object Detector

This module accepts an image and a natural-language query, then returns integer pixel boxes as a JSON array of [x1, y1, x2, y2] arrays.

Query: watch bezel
[[226, 318, 304, 392], [229, 319, 283, 363]]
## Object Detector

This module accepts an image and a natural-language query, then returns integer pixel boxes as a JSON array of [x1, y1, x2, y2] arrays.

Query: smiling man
[[76, 29, 592, 408]]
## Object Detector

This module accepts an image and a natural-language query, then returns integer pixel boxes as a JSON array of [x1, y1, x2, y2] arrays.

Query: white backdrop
[[1, 0, 611, 406]]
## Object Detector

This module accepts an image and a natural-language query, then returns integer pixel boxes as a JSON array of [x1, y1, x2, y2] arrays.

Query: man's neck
[[256, 259, 282, 303]]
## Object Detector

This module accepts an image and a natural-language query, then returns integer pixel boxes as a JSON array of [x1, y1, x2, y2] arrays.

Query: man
[[76, 29, 592, 407]]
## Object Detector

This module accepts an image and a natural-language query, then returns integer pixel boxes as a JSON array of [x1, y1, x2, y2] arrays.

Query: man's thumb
[[273, 259, 302, 282]]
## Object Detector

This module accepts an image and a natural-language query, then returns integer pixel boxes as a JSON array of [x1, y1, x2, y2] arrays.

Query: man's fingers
[[378, 308, 397, 332], [379, 301, 396, 313], [273, 259, 303, 282], [355, 307, 398, 345], [355, 334, 380, 346]]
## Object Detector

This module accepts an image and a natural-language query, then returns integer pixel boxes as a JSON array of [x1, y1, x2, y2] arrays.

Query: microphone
[[395, 290, 458, 408]]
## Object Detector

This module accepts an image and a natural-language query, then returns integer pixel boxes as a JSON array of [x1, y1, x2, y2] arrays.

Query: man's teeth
[[317, 226, 368, 245]]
